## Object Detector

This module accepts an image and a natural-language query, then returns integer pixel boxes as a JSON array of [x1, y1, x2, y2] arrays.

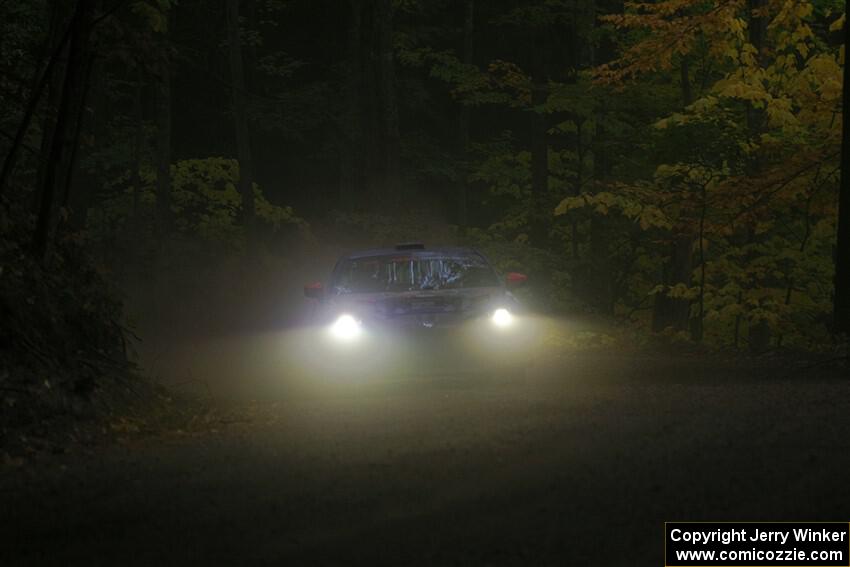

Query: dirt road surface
[[3, 324, 849, 566]]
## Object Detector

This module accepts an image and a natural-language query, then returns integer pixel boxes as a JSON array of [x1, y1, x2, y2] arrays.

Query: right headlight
[[491, 307, 513, 328], [329, 313, 362, 341]]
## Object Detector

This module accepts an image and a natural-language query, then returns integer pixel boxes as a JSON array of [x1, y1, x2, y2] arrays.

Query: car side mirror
[[304, 281, 324, 299], [505, 272, 528, 288]]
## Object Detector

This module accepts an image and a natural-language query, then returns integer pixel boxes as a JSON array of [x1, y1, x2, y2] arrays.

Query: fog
[[122, 216, 560, 403]]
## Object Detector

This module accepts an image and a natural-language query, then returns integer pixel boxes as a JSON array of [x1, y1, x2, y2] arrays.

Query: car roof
[[340, 246, 485, 261]]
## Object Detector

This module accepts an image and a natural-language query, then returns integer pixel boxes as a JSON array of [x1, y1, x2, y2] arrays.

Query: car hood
[[326, 287, 507, 329]]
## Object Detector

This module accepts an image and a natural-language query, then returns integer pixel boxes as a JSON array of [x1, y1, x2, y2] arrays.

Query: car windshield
[[332, 254, 499, 294]]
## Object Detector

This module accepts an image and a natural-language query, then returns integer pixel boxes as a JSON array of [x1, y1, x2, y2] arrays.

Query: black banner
[[665, 523, 850, 567]]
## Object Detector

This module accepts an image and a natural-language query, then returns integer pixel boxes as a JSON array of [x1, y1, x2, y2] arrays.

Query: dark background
[[2, 2, 850, 565]]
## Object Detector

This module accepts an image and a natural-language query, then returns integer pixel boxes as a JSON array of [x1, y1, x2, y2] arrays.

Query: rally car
[[302, 243, 531, 376]]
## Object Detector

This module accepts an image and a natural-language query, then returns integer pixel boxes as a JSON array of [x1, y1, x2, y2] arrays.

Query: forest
[[1, 0, 850, 421], [5, 2, 850, 565]]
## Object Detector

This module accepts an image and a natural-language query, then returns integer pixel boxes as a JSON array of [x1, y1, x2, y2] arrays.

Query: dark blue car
[[303, 244, 531, 376]]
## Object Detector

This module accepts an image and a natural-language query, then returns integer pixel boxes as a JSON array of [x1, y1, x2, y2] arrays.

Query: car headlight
[[491, 307, 513, 328], [330, 313, 362, 341]]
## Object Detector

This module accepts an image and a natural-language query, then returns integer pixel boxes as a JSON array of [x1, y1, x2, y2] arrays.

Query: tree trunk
[[455, 0, 474, 226], [746, 0, 771, 351], [131, 69, 145, 233], [155, 28, 172, 235], [62, 52, 99, 231], [834, 0, 850, 335], [590, 105, 611, 312], [359, 3, 380, 206], [32, 0, 95, 261], [733, 290, 743, 348], [339, 0, 363, 210], [529, 29, 548, 247], [588, 0, 622, 314], [691, 188, 707, 342], [571, 119, 583, 260], [377, 0, 400, 209], [34, 2, 74, 215], [243, 0, 257, 91], [651, 235, 693, 333], [226, 0, 256, 235], [651, 56, 695, 334]]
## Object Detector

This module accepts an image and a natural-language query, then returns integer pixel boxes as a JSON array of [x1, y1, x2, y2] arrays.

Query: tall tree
[[32, 0, 96, 261], [130, 68, 146, 233], [529, 26, 549, 247], [456, 0, 474, 226], [377, 0, 400, 209], [744, 0, 772, 352], [155, 16, 172, 235], [340, 0, 363, 210], [835, 0, 850, 335], [63, 55, 106, 230], [651, 57, 695, 336], [589, 0, 621, 315], [226, 0, 256, 235]]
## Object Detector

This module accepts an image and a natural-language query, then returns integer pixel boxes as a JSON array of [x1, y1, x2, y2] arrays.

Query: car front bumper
[[300, 315, 537, 379]]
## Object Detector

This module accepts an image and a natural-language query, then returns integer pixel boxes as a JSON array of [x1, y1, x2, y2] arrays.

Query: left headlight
[[491, 307, 513, 328], [330, 313, 362, 341]]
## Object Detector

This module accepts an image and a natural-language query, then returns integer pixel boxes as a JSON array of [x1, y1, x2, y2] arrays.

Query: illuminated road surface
[[2, 336, 849, 565]]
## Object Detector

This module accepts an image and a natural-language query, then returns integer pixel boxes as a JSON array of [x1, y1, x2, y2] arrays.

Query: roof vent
[[395, 242, 425, 251]]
